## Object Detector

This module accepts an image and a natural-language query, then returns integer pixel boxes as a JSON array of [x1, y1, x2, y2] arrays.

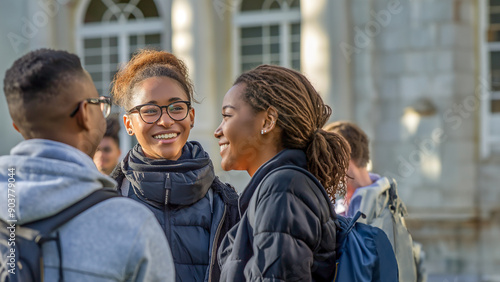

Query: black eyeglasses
[[70, 96, 112, 118], [127, 101, 191, 124]]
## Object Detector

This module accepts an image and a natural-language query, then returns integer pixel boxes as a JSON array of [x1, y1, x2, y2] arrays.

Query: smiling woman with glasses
[[109, 49, 239, 282]]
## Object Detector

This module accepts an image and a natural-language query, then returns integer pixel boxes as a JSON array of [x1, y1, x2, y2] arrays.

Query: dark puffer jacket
[[218, 149, 337, 281], [111, 141, 239, 282]]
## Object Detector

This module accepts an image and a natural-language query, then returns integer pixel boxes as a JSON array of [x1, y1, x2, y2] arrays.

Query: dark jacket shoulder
[[256, 168, 331, 221]]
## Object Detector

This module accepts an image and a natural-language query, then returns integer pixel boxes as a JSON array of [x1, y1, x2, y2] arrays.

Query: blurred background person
[[325, 120, 426, 282], [94, 115, 122, 175]]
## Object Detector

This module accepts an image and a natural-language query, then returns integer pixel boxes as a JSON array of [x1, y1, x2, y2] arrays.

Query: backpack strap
[[16, 188, 120, 243], [386, 178, 408, 218], [0, 188, 120, 282]]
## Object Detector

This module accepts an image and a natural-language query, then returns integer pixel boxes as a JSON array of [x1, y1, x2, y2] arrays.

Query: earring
[[128, 130, 133, 135], [261, 130, 264, 135]]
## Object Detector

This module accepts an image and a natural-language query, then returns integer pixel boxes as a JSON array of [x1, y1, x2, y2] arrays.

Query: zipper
[[164, 173, 170, 205], [164, 173, 171, 244], [208, 204, 227, 282]]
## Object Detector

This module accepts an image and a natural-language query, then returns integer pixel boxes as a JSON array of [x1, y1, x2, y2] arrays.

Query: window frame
[[231, 0, 301, 78], [480, 0, 500, 158]]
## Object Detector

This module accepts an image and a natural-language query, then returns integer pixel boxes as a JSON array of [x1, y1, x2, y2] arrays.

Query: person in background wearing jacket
[[0, 49, 175, 281], [94, 116, 122, 175], [323, 121, 373, 216], [214, 65, 351, 281], [324, 120, 426, 282], [110, 49, 240, 282]]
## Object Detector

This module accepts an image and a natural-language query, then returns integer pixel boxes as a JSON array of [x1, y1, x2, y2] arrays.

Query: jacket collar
[[238, 149, 307, 217], [122, 141, 215, 207]]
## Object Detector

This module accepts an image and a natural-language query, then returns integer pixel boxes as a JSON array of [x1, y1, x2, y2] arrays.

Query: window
[[78, 0, 163, 97], [481, 0, 500, 157], [78, 0, 165, 153], [233, 0, 301, 73]]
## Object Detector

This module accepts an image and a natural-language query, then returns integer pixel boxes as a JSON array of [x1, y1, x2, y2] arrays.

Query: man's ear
[[124, 114, 134, 135], [12, 122, 20, 133], [75, 101, 91, 131]]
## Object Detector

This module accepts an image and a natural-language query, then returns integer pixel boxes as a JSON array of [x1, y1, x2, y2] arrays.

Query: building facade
[[0, 0, 498, 280]]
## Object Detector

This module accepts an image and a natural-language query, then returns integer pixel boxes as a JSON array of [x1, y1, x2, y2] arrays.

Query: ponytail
[[306, 129, 350, 199]]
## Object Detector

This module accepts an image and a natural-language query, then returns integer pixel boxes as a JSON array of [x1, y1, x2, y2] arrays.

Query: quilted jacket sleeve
[[244, 170, 327, 281]]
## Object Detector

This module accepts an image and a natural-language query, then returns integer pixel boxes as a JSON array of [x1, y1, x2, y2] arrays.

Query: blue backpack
[[271, 166, 399, 282], [333, 211, 399, 281]]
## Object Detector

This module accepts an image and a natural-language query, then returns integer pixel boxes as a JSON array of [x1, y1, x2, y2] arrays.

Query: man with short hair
[[0, 49, 175, 281], [323, 121, 374, 215], [325, 121, 426, 282], [94, 117, 122, 175]]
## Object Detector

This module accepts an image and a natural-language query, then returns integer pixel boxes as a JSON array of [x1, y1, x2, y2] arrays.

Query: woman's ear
[[189, 107, 195, 128], [124, 114, 134, 136], [262, 106, 278, 134]]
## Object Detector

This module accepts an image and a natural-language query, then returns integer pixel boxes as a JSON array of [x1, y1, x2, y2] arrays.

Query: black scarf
[[122, 141, 215, 208]]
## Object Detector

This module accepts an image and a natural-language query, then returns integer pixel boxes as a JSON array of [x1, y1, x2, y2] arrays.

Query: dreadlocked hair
[[112, 49, 195, 110], [234, 65, 351, 200]]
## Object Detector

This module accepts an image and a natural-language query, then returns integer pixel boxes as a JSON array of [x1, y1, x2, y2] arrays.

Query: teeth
[[154, 133, 178, 139], [220, 144, 229, 152]]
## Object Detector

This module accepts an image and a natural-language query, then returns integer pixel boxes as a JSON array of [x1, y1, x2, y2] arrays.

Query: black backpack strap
[[0, 189, 120, 282], [17, 189, 120, 243], [387, 178, 398, 205]]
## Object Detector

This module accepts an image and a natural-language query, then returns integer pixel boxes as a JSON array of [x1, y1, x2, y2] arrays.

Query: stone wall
[[344, 0, 499, 280], [0, 1, 33, 154]]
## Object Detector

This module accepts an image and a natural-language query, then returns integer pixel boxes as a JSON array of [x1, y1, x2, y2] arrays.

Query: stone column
[[301, 0, 354, 122]]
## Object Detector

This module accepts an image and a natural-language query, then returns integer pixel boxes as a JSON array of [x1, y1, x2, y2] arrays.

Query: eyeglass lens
[[100, 98, 111, 118]]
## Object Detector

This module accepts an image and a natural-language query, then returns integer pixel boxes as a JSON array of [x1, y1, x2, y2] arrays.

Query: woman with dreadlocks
[[214, 65, 351, 281]]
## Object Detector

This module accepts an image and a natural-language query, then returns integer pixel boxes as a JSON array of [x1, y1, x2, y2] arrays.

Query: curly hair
[[112, 49, 194, 110], [234, 65, 351, 199], [324, 121, 370, 168]]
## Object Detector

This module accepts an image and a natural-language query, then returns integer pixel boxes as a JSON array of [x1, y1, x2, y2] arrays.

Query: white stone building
[[0, 0, 498, 280]]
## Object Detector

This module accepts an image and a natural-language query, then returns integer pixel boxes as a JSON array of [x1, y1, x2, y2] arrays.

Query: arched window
[[78, 0, 164, 97], [233, 0, 301, 73]]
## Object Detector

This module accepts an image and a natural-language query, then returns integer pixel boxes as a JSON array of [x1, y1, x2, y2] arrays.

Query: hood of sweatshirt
[[0, 139, 116, 225]]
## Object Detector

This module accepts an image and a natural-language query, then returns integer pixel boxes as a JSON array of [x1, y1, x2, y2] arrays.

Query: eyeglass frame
[[126, 101, 192, 124], [69, 96, 112, 118]]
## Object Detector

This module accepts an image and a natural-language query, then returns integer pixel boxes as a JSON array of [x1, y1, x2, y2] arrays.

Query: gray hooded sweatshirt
[[0, 139, 175, 281]]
